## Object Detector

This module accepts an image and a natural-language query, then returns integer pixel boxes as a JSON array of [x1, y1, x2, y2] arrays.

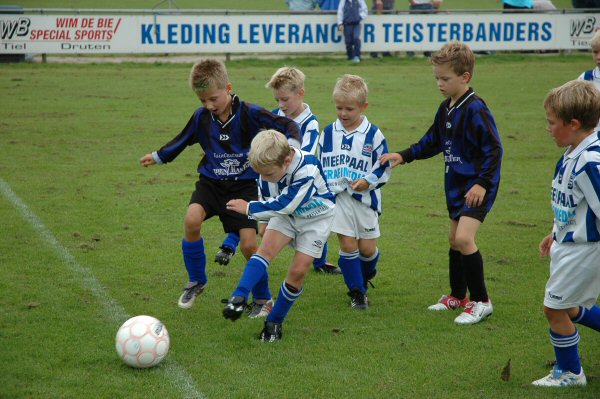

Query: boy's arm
[[362, 134, 391, 190], [251, 106, 302, 149], [248, 176, 316, 220], [301, 119, 320, 155], [337, 0, 345, 25], [359, 0, 369, 19], [399, 118, 443, 163], [469, 109, 503, 192], [152, 111, 200, 164], [578, 157, 600, 221]]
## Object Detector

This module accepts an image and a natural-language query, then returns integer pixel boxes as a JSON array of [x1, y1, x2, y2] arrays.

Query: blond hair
[[431, 41, 475, 77], [265, 66, 306, 93], [249, 130, 291, 170], [590, 30, 600, 51], [189, 59, 229, 92], [544, 80, 600, 131], [333, 74, 368, 105]]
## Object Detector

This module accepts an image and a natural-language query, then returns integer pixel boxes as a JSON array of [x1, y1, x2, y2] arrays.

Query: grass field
[[1, 53, 600, 398]]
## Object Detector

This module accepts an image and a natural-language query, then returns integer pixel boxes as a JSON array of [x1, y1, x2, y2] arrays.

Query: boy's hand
[[350, 178, 369, 192], [226, 199, 249, 215], [337, 24, 344, 31], [379, 153, 404, 168], [140, 154, 156, 167], [539, 234, 553, 258], [464, 184, 486, 208]]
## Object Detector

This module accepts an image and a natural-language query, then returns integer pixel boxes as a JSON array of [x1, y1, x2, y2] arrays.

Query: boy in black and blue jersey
[[139, 59, 301, 310], [381, 41, 502, 325]]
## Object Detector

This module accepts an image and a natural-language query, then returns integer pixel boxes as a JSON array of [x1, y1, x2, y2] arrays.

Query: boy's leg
[[353, 24, 362, 59], [571, 305, 600, 331], [223, 228, 290, 321], [344, 26, 354, 60], [179, 203, 208, 309], [215, 232, 240, 265], [358, 239, 378, 290], [238, 227, 259, 261], [338, 235, 368, 310], [313, 241, 342, 274], [533, 307, 586, 386]]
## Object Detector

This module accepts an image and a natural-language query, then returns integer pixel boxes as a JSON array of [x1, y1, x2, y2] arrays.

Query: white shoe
[[532, 366, 586, 387], [454, 300, 493, 325], [247, 299, 274, 318]]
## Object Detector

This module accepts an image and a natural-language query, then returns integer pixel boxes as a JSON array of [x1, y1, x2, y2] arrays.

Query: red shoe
[[427, 294, 469, 311]]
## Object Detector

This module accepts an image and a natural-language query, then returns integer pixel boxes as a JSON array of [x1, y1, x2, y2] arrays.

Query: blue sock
[[232, 254, 269, 299], [550, 329, 581, 374], [182, 238, 207, 285], [313, 241, 329, 269], [251, 268, 271, 301], [360, 248, 379, 288], [267, 281, 303, 324], [572, 305, 600, 332], [221, 232, 240, 255], [338, 250, 365, 294]]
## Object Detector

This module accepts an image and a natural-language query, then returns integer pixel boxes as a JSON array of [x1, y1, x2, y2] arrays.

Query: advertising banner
[[1, 12, 599, 54]]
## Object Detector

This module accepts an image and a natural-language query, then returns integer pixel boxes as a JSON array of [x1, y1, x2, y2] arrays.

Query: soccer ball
[[115, 315, 170, 368]]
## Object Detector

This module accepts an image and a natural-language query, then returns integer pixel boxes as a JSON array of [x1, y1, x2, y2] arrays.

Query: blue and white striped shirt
[[552, 132, 600, 243], [319, 116, 391, 214], [273, 103, 320, 154], [248, 149, 335, 221]]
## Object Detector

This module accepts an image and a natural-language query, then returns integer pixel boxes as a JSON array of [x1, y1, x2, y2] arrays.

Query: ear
[[569, 118, 582, 131], [361, 101, 369, 112], [298, 88, 305, 97], [462, 72, 472, 84], [226, 82, 233, 94]]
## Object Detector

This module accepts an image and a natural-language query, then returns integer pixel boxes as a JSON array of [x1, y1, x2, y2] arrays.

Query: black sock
[[449, 248, 467, 299], [463, 250, 488, 302]]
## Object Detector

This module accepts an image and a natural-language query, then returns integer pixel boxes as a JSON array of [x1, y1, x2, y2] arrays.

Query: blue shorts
[[445, 173, 499, 223]]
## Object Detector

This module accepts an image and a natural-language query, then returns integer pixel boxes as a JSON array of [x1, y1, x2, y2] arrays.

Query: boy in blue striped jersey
[[578, 30, 600, 91], [222, 130, 335, 342], [216, 66, 341, 275], [319, 74, 391, 310], [531, 80, 600, 387], [381, 42, 502, 324], [139, 59, 301, 311]]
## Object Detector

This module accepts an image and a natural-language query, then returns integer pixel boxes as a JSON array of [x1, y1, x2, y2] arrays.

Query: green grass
[[0, 0, 576, 10], [1, 54, 600, 398]]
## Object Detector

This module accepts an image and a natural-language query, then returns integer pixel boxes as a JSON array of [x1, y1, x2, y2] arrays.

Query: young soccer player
[[222, 129, 335, 342], [578, 30, 600, 90], [531, 80, 600, 387], [216, 66, 340, 274], [380, 41, 503, 324], [319, 74, 391, 310], [139, 59, 301, 311]]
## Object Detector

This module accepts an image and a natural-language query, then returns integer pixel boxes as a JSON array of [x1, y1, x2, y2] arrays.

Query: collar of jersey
[[276, 103, 313, 125], [277, 148, 303, 183], [446, 87, 475, 115], [335, 115, 370, 134], [210, 94, 239, 128], [565, 131, 600, 159]]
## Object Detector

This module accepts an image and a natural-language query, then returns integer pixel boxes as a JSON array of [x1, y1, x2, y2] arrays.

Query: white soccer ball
[[115, 315, 170, 368]]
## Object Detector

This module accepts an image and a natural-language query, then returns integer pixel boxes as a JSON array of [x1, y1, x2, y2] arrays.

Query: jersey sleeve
[[400, 108, 444, 163], [301, 119, 320, 155], [470, 108, 503, 191], [364, 131, 391, 190], [248, 175, 316, 220], [154, 110, 201, 164], [578, 157, 600, 220]]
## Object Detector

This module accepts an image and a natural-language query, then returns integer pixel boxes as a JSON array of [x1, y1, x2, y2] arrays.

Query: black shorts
[[190, 176, 258, 233]]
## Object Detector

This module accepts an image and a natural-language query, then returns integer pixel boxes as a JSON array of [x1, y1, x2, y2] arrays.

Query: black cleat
[[215, 246, 235, 265], [348, 288, 368, 310], [315, 262, 342, 275], [222, 296, 247, 321], [259, 320, 283, 342]]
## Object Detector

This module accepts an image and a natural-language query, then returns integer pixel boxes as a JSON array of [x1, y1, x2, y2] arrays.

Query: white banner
[[1, 12, 599, 54]]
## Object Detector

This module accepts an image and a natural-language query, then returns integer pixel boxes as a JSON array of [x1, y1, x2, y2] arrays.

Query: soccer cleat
[[247, 299, 274, 319], [532, 366, 586, 387], [259, 320, 283, 342], [177, 282, 206, 309], [222, 296, 247, 321], [454, 300, 493, 325], [214, 246, 235, 265], [348, 288, 368, 310], [428, 295, 469, 311], [315, 262, 342, 275]]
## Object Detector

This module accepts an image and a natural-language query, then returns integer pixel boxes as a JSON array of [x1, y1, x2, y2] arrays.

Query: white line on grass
[[0, 177, 206, 399]]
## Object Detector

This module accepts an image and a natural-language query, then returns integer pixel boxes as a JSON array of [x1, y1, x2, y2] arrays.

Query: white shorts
[[331, 191, 380, 239], [544, 241, 600, 309], [266, 212, 334, 258]]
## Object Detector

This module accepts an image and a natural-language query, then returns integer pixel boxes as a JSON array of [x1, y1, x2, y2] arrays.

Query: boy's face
[[255, 155, 292, 183], [545, 108, 579, 148], [273, 87, 305, 119], [335, 96, 368, 132], [593, 48, 600, 68], [196, 83, 233, 121], [433, 64, 470, 101]]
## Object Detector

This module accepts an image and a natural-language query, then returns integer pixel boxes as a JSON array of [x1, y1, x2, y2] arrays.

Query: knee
[[240, 240, 258, 258], [453, 233, 473, 253], [184, 214, 201, 235]]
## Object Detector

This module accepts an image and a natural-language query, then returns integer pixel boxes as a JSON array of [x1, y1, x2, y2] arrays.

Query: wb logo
[[0, 17, 30, 40], [570, 17, 596, 37]]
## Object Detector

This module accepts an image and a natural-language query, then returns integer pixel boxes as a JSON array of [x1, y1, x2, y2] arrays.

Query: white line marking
[[0, 177, 206, 399]]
